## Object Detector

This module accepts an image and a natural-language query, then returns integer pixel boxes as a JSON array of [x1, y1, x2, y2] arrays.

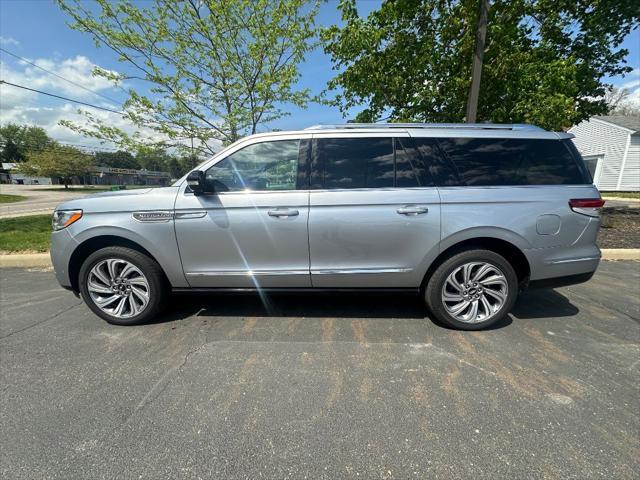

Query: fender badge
[[132, 211, 174, 222]]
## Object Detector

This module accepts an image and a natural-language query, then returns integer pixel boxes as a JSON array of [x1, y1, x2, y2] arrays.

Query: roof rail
[[304, 123, 545, 131]]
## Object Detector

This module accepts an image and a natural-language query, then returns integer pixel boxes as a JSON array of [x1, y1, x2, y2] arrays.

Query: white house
[[569, 115, 639, 192]]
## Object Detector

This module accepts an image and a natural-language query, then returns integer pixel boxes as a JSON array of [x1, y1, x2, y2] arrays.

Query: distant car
[[50, 123, 603, 330]]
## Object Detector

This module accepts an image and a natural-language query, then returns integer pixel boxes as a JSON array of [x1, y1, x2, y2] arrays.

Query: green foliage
[[322, 0, 639, 130], [19, 145, 94, 188], [0, 194, 27, 204], [0, 123, 54, 163], [0, 215, 51, 253], [56, 0, 320, 152], [94, 150, 139, 169]]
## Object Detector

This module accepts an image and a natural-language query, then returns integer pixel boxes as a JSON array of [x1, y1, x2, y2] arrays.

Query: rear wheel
[[78, 246, 167, 325], [425, 249, 518, 330]]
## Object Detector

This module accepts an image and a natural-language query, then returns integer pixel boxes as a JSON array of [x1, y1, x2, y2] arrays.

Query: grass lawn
[[0, 215, 51, 253], [38, 186, 111, 192], [0, 194, 27, 203], [602, 192, 640, 200]]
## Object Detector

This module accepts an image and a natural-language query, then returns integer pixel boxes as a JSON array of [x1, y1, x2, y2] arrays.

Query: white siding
[[620, 135, 640, 191], [569, 119, 630, 191]]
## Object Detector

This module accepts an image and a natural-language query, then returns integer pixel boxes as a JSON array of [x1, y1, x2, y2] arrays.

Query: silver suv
[[50, 123, 603, 330]]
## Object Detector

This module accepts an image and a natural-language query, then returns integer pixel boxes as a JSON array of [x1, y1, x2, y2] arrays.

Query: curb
[[1, 249, 638, 269], [0, 253, 51, 268], [600, 249, 640, 261]]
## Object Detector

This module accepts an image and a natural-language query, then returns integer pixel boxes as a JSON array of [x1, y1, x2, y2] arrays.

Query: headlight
[[52, 210, 83, 231]]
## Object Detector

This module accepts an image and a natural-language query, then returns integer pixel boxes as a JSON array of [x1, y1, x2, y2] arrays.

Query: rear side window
[[435, 138, 590, 186], [311, 137, 393, 189], [310, 137, 431, 189]]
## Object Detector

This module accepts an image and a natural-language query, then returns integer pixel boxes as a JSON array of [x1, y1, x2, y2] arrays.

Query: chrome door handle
[[268, 208, 299, 217], [397, 205, 428, 216]]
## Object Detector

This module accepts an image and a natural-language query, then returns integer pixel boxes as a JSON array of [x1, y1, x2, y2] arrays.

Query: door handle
[[268, 208, 299, 217], [397, 205, 428, 216]]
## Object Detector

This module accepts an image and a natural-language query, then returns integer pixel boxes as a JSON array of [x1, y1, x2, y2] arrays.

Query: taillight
[[569, 198, 605, 217]]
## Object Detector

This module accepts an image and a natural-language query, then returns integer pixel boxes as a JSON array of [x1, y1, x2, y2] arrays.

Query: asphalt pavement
[[0, 262, 638, 479], [0, 185, 93, 218]]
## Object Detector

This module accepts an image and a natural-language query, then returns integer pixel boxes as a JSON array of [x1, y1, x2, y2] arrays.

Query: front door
[[174, 136, 311, 288], [308, 134, 441, 288]]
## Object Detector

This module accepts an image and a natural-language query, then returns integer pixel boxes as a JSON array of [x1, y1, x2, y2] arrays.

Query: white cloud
[[1, 55, 142, 149], [0, 54, 221, 155], [0, 36, 19, 46]]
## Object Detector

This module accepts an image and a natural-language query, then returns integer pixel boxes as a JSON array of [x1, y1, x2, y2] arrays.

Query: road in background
[[0, 184, 98, 218], [0, 262, 638, 478]]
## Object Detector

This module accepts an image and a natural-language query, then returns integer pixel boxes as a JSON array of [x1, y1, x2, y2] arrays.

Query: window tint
[[205, 140, 300, 192], [412, 138, 459, 186], [436, 138, 590, 186], [396, 138, 434, 187], [312, 137, 394, 189]]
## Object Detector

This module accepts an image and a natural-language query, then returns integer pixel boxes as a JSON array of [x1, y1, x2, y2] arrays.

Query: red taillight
[[569, 198, 605, 208], [569, 198, 605, 217]]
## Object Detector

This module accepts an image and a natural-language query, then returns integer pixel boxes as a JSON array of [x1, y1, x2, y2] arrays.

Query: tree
[[0, 123, 53, 163], [56, 0, 320, 154], [135, 148, 173, 172], [321, 0, 639, 131], [94, 150, 139, 169], [19, 144, 94, 188]]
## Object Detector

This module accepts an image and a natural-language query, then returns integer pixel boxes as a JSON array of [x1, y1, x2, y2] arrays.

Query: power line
[[0, 80, 125, 115], [0, 47, 122, 105]]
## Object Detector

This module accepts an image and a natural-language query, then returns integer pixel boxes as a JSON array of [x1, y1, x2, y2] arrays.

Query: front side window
[[205, 139, 300, 192]]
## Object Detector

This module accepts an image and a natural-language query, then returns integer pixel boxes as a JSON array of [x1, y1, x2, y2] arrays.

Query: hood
[[54, 186, 179, 213]]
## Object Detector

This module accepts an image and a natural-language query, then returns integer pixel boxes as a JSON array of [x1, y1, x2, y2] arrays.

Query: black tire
[[78, 246, 167, 325], [424, 249, 518, 331]]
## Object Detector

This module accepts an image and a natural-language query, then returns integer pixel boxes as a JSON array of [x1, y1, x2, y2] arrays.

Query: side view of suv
[[50, 123, 603, 330]]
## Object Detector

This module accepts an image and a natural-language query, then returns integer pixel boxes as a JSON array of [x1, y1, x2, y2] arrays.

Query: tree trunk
[[466, 0, 490, 123]]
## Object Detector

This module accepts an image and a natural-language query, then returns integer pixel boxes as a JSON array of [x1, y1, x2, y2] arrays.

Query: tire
[[78, 246, 167, 325], [424, 249, 518, 331]]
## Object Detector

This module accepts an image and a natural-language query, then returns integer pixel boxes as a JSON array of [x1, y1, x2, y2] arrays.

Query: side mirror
[[186, 170, 208, 195]]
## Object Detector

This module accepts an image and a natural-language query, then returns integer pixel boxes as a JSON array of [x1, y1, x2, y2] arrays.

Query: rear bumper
[[524, 242, 600, 291], [528, 271, 595, 290]]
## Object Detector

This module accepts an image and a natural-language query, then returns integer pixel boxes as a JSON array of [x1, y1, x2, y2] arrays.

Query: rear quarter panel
[[437, 184, 602, 280]]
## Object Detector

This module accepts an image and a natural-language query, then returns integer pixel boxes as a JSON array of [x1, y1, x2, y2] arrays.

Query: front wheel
[[78, 246, 167, 325], [424, 249, 518, 330]]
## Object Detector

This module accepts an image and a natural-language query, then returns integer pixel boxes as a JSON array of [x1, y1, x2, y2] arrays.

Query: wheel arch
[[68, 235, 169, 293], [422, 236, 531, 289]]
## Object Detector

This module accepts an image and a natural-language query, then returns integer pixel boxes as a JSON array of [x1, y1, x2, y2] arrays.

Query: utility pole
[[465, 0, 489, 123]]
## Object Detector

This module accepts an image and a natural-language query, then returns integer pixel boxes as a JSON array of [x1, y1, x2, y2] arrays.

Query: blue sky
[[1, 0, 638, 150]]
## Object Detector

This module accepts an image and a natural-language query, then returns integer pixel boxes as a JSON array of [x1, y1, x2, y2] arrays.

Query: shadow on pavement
[[511, 289, 579, 319], [149, 288, 579, 328]]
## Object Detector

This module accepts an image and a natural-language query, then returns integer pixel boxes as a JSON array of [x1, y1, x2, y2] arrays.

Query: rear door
[[308, 133, 441, 288], [174, 135, 311, 288]]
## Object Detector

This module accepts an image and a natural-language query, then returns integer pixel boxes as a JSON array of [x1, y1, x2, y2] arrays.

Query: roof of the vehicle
[[249, 123, 572, 140]]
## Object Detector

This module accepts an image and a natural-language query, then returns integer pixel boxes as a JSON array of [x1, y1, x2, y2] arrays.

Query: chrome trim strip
[[186, 270, 310, 277], [132, 211, 174, 223], [185, 268, 413, 277], [545, 256, 600, 265], [175, 211, 207, 219], [311, 268, 413, 275]]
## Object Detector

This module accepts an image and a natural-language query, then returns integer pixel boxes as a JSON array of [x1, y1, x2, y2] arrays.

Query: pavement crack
[[0, 302, 82, 340]]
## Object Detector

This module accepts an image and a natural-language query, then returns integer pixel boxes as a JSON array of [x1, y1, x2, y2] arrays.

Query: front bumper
[[50, 228, 78, 289]]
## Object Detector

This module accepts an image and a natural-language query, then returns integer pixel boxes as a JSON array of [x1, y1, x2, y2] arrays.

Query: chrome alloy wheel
[[87, 258, 150, 318], [441, 261, 508, 324]]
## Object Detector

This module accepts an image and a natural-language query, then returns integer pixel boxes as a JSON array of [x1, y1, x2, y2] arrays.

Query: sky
[[0, 0, 638, 153]]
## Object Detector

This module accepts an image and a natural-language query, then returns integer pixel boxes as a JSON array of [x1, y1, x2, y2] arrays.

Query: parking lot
[[0, 262, 638, 479]]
